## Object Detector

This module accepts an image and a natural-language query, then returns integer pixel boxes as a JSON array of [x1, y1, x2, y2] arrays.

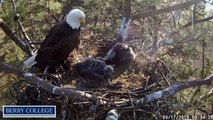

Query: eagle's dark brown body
[[104, 43, 136, 66], [35, 21, 80, 70]]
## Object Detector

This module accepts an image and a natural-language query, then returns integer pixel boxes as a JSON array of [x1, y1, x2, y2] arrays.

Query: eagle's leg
[[42, 66, 58, 86], [56, 66, 64, 85]]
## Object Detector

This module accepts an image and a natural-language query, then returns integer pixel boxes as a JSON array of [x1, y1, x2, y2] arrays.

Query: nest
[[15, 36, 180, 120]]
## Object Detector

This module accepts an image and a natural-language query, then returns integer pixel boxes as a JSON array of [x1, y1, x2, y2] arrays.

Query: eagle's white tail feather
[[23, 54, 37, 68]]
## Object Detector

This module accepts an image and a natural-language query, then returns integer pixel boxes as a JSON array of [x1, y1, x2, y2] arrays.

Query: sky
[[205, 0, 213, 14]]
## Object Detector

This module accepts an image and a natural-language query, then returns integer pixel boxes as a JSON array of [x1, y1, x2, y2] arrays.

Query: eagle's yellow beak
[[80, 18, 85, 25]]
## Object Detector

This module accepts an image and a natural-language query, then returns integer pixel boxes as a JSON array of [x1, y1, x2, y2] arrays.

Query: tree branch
[[0, 19, 32, 55], [116, 0, 131, 42], [0, 61, 97, 102], [131, 0, 202, 20], [133, 74, 213, 107], [10, 0, 33, 55], [11, 0, 30, 42], [181, 15, 213, 28], [153, 15, 213, 54], [151, 31, 208, 56], [116, 0, 202, 43]]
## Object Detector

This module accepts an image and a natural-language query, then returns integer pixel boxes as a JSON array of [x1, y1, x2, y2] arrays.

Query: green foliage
[[174, 63, 200, 80], [182, 45, 201, 60], [161, 54, 200, 80], [203, 57, 213, 77], [0, 88, 14, 108], [82, 0, 123, 36], [48, 0, 62, 13], [1, 1, 15, 26]]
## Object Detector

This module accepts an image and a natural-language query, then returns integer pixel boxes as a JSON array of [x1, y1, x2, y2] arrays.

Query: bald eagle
[[75, 58, 114, 85], [24, 9, 85, 71], [104, 43, 136, 66]]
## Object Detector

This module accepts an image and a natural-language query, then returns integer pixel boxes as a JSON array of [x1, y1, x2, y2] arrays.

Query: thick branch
[[134, 74, 213, 107], [0, 19, 32, 55], [116, 0, 131, 42], [0, 61, 96, 102], [132, 0, 201, 20]]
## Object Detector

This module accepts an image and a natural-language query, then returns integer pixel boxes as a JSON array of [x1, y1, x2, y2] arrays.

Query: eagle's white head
[[66, 9, 85, 29]]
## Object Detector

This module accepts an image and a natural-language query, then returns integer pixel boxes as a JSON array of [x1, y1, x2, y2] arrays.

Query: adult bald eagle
[[24, 9, 85, 71]]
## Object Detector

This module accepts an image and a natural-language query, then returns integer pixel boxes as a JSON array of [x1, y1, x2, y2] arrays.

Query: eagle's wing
[[40, 23, 65, 48], [35, 21, 81, 69]]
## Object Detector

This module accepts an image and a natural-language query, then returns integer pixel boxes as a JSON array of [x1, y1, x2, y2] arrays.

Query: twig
[[144, 76, 150, 90], [156, 60, 171, 86], [61, 1, 73, 21], [128, 91, 136, 120], [0, 19, 32, 55], [180, 95, 209, 114], [153, 31, 210, 56], [11, 0, 30, 41], [181, 15, 213, 29], [61, 97, 68, 120], [10, 0, 33, 54], [30, 42, 42, 45], [131, 83, 158, 96], [120, 108, 157, 120], [51, 14, 60, 23], [157, 69, 170, 86], [72, 106, 79, 120]]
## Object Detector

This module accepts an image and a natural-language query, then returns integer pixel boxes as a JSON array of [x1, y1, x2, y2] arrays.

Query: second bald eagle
[[24, 9, 85, 71]]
